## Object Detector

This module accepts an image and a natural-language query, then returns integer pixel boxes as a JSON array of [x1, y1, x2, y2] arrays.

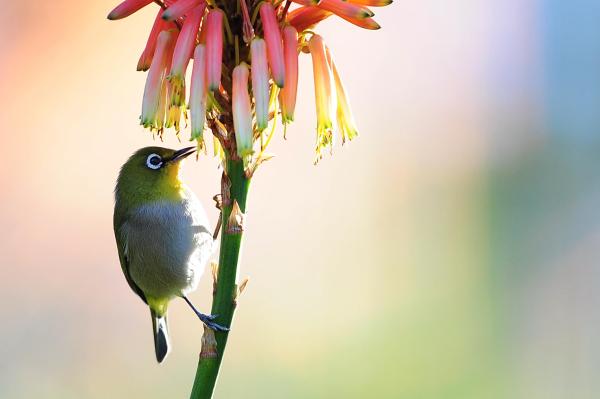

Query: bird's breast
[[122, 196, 213, 299]]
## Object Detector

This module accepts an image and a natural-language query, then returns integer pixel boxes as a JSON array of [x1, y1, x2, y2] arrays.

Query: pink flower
[[205, 9, 224, 91], [162, 0, 204, 21], [279, 26, 299, 124], [232, 63, 254, 158], [137, 9, 176, 71], [251, 39, 269, 131], [141, 30, 177, 131], [190, 44, 208, 141], [259, 3, 285, 88], [107, 0, 153, 20], [168, 3, 206, 106], [308, 34, 335, 161]]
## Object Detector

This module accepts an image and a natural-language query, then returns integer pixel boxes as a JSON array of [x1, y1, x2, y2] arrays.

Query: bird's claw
[[198, 313, 229, 331]]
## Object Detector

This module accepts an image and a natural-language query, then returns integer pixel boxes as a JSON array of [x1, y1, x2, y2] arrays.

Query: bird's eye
[[146, 154, 163, 170]]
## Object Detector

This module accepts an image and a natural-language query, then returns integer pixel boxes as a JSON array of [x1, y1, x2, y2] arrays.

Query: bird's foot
[[197, 312, 229, 332]]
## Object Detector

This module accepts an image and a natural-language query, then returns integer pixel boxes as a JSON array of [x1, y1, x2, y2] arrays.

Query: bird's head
[[115, 146, 196, 209]]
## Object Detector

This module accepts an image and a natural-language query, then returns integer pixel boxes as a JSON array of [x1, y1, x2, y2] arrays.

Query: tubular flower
[[250, 39, 269, 131], [168, 3, 205, 106], [109, 0, 391, 161], [259, 3, 285, 88], [347, 0, 392, 6], [162, 0, 203, 21], [337, 15, 380, 30], [316, 0, 373, 20], [232, 63, 254, 158], [141, 30, 176, 131], [107, 0, 153, 20], [287, 7, 331, 32], [326, 48, 359, 143], [137, 10, 177, 71], [190, 44, 208, 142], [308, 35, 335, 161], [279, 26, 299, 124], [205, 9, 224, 91]]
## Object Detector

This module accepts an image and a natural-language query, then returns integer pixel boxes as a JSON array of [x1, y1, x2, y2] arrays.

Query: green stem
[[190, 157, 250, 399]]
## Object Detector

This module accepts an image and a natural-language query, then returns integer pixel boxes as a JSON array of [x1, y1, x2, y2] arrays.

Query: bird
[[113, 146, 228, 363]]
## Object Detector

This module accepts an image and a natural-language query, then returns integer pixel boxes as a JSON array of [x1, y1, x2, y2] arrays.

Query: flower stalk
[[107, 0, 392, 396], [190, 156, 250, 399]]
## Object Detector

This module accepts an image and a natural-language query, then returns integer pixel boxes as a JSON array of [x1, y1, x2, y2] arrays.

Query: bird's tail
[[151, 309, 170, 363]]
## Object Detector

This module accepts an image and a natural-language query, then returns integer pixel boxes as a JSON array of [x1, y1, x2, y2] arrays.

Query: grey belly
[[124, 198, 212, 300]]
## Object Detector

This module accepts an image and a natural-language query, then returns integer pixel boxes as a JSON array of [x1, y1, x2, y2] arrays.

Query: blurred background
[[1, 0, 599, 398]]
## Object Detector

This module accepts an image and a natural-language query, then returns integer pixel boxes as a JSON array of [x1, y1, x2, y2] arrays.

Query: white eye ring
[[146, 153, 163, 170]]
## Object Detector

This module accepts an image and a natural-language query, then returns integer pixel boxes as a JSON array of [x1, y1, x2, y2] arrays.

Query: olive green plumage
[[113, 146, 215, 363]]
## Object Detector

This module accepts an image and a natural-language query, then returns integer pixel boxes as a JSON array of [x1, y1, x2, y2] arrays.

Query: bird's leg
[[182, 296, 229, 332], [212, 194, 223, 240]]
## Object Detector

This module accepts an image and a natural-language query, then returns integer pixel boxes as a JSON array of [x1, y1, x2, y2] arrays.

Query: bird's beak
[[168, 146, 196, 163]]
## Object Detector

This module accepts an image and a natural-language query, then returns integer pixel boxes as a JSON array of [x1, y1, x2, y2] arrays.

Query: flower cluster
[[108, 0, 391, 164]]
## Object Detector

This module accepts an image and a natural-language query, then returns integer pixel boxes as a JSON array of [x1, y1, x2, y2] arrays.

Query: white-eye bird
[[113, 146, 228, 363]]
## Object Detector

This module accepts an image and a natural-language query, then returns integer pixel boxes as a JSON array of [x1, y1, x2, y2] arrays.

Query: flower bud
[[251, 38, 269, 131], [168, 4, 205, 106], [232, 63, 254, 158], [205, 9, 224, 91], [190, 44, 208, 141], [279, 26, 299, 123], [259, 3, 285, 87], [162, 0, 204, 21], [107, 0, 153, 20]]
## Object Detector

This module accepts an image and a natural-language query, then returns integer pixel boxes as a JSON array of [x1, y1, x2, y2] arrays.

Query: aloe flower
[[347, 0, 392, 6], [259, 3, 285, 88], [251, 39, 269, 131], [317, 0, 373, 19], [141, 30, 176, 131], [107, 0, 153, 20], [138, 10, 173, 71], [308, 34, 335, 160], [168, 3, 205, 106], [232, 63, 253, 158], [109, 2, 393, 392], [279, 26, 299, 124], [205, 9, 224, 91], [287, 7, 331, 32], [162, 0, 204, 21], [326, 48, 358, 142], [190, 44, 208, 141]]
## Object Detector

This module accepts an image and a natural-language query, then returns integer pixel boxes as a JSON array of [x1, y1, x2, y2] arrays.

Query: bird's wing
[[114, 213, 147, 304]]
